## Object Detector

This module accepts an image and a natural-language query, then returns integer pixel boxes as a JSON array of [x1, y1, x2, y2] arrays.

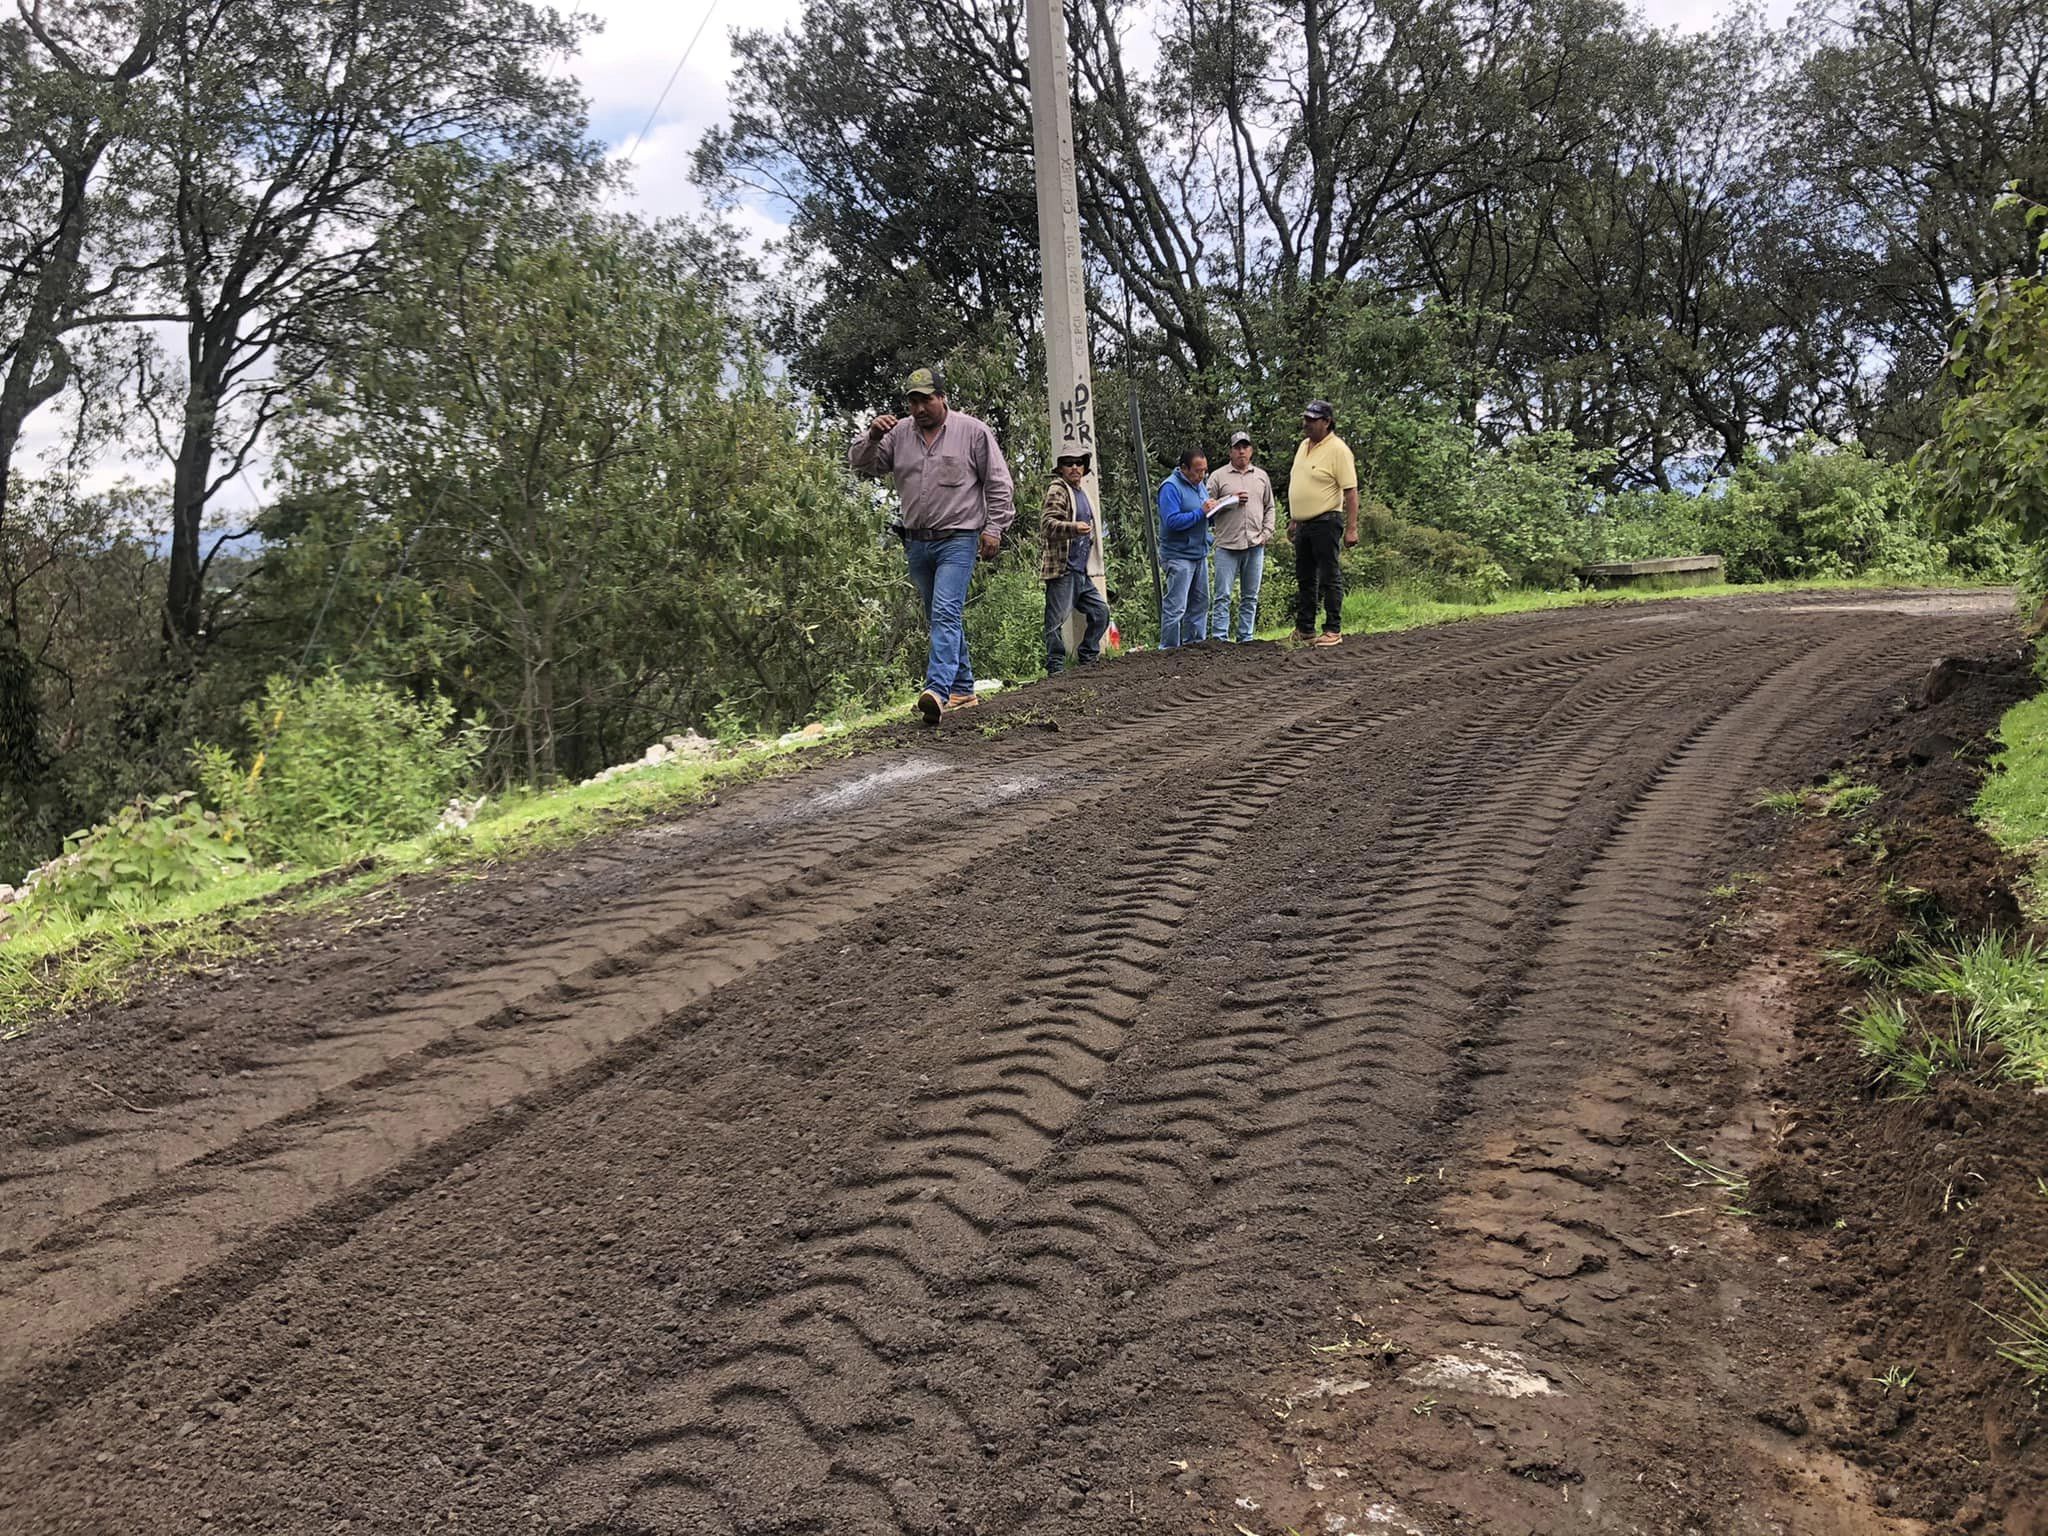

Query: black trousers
[[1044, 570, 1111, 672], [1293, 513, 1344, 635]]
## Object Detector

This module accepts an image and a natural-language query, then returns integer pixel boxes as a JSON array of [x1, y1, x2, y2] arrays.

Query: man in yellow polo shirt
[[1286, 399, 1359, 647]]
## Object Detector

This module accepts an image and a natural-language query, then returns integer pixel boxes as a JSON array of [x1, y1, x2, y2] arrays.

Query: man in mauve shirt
[[850, 365, 1016, 724]]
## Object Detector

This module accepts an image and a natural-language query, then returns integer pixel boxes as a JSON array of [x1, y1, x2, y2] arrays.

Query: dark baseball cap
[[1228, 431, 1252, 447], [1302, 400, 1335, 421]]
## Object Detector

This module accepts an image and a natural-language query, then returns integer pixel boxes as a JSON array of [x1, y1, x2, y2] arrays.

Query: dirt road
[[0, 591, 2018, 1534]]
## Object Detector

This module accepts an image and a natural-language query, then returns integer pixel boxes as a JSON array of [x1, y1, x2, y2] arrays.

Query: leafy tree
[[0, 478, 185, 880], [1785, 0, 2047, 451], [0, 0, 169, 526], [697, 0, 1042, 415], [1922, 192, 2048, 579], [1426, 14, 1868, 486], [266, 172, 918, 786], [136, 0, 592, 652], [0, 0, 172, 797]]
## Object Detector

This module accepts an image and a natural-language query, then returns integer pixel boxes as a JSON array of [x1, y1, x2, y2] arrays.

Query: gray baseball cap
[[1302, 399, 1335, 421]]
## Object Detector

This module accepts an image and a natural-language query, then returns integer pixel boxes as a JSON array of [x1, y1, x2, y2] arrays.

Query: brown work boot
[[916, 688, 944, 725], [1312, 631, 1343, 647], [945, 692, 981, 713], [1288, 629, 1313, 643]]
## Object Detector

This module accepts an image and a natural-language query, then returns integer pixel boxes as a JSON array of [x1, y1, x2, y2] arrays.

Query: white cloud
[[577, 0, 806, 240]]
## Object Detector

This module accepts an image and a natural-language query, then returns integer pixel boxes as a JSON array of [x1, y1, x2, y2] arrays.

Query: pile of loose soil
[[1717, 642, 2048, 1529]]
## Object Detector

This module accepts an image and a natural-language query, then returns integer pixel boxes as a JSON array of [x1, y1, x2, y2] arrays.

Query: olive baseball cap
[[900, 365, 947, 397]]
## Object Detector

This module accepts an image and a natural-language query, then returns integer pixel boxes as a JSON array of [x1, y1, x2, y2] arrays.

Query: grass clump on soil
[[1983, 1268, 2048, 1392], [1755, 773, 1882, 818], [1835, 933, 2048, 1096], [1665, 1142, 1754, 1216]]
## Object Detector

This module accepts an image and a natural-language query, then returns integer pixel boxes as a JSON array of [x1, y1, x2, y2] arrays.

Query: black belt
[[894, 525, 975, 542]]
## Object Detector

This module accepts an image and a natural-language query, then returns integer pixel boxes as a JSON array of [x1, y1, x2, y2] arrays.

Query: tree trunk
[[0, 630, 44, 794], [0, 132, 96, 539], [165, 349, 224, 649]]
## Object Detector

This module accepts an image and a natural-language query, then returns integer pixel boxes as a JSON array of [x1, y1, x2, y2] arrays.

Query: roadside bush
[[1714, 445, 1916, 579], [194, 674, 484, 865], [963, 560, 1051, 683], [21, 793, 250, 920], [1587, 444, 2014, 583], [1583, 489, 1711, 565], [1329, 413, 1613, 588], [1440, 433, 1617, 587]]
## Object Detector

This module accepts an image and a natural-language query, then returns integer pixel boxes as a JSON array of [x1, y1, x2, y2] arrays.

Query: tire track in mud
[[0, 612, 1682, 1263], [538, 622, 1802, 1533], [1155, 622, 1972, 1533], [0, 652, 1319, 1255], [0, 595, 2010, 1536], [537, 696, 1436, 1532], [932, 625, 1840, 1531], [0, 618, 1708, 1413], [0, 673, 1353, 1383]]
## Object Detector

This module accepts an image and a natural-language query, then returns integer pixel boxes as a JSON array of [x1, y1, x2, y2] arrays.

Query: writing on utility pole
[[1058, 380, 1094, 450]]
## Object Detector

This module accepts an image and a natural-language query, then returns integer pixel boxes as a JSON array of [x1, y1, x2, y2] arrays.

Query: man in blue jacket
[[1156, 446, 1224, 648]]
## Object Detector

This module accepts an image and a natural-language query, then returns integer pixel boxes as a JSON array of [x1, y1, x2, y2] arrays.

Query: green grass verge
[[0, 575, 2003, 1033], [1976, 685, 2048, 914], [0, 707, 904, 1031]]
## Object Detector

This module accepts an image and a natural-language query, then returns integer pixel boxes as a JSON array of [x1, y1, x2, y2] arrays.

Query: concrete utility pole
[[1025, 0, 1109, 619]]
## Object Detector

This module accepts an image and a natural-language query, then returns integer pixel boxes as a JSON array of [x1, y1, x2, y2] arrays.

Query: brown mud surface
[[0, 588, 2036, 1534]]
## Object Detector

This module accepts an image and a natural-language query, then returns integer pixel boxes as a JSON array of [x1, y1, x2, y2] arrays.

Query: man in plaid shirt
[[1040, 450, 1111, 674]]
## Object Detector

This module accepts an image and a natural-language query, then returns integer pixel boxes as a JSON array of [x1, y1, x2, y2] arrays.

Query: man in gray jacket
[[1206, 430, 1278, 642], [849, 366, 1016, 723]]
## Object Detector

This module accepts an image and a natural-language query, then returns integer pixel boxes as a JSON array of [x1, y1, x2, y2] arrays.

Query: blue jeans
[[1210, 545, 1265, 642], [1044, 570, 1110, 673], [904, 533, 977, 696], [1160, 554, 1209, 648]]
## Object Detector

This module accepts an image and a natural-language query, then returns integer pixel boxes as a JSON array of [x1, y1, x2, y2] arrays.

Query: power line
[[622, 0, 721, 168]]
